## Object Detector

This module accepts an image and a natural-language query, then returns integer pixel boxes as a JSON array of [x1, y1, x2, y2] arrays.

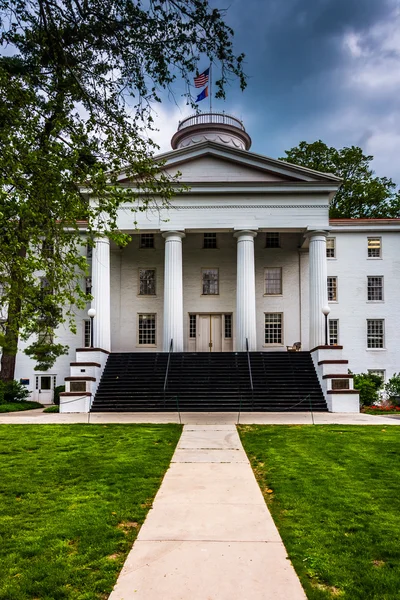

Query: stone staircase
[[90, 351, 328, 412]]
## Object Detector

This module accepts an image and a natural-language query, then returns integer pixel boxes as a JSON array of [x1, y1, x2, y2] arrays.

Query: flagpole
[[209, 62, 212, 113]]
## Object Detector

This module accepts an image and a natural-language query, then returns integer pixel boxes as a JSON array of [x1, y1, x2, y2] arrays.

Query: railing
[[177, 112, 246, 131], [163, 339, 173, 407], [246, 338, 254, 410]]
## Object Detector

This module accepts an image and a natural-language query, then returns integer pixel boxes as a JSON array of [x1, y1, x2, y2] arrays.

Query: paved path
[[1, 409, 400, 425], [109, 423, 306, 600]]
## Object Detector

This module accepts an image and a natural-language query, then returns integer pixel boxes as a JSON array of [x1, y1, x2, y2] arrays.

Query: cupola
[[171, 112, 251, 151]]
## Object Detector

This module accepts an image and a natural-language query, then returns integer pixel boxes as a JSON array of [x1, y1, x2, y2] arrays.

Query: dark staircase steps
[[90, 351, 328, 412]]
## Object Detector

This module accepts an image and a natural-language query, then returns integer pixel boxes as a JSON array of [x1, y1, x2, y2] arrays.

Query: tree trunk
[[0, 296, 22, 383]]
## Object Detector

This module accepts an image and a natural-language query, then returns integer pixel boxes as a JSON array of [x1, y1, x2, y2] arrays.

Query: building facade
[[13, 114, 400, 409]]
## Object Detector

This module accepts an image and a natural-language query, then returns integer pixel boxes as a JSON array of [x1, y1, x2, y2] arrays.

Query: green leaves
[[280, 140, 400, 218]]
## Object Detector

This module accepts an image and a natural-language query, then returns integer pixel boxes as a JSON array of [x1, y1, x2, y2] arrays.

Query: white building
[[14, 113, 400, 411]]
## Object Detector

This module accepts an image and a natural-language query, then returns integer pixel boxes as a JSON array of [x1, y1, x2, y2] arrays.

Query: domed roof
[[171, 113, 252, 151]]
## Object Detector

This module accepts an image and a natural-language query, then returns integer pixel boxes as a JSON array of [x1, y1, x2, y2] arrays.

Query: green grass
[[43, 405, 60, 413], [0, 424, 182, 600], [238, 425, 400, 600], [0, 401, 43, 413]]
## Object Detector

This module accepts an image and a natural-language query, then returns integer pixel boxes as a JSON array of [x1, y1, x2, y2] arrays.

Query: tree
[[0, 0, 246, 381], [279, 141, 400, 218]]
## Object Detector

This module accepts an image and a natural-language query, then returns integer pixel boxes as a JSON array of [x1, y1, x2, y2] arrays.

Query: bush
[[352, 372, 383, 407], [0, 380, 30, 404], [53, 385, 65, 406], [385, 373, 400, 406]]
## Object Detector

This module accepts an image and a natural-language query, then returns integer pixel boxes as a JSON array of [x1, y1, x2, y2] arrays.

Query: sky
[[149, 0, 400, 184]]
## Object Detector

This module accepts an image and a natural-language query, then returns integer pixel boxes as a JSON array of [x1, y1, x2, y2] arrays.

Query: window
[[266, 232, 280, 248], [40, 276, 52, 295], [202, 269, 219, 295], [38, 329, 53, 345], [140, 233, 154, 248], [368, 237, 381, 258], [327, 276, 337, 301], [42, 240, 54, 258], [224, 314, 232, 339], [203, 233, 217, 249], [368, 369, 385, 382], [265, 313, 283, 344], [85, 277, 92, 295], [326, 237, 335, 258], [329, 319, 339, 345], [138, 314, 156, 345], [264, 267, 282, 295], [86, 243, 93, 259], [367, 319, 384, 349], [189, 315, 196, 339], [367, 276, 383, 301], [84, 320, 91, 347], [139, 269, 156, 295]]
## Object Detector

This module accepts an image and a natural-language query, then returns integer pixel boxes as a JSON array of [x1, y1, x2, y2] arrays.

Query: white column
[[308, 231, 328, 349], [234, 230, 257, 351], [91, 237, 111, 351], [162, 231, 185, 352]]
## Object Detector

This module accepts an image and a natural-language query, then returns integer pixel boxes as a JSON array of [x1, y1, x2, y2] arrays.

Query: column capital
[[304, 228, 331, 240], [233, 230, 258, 240], [162, 230, 186, 240]]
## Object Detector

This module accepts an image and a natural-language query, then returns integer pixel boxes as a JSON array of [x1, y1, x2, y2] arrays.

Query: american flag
[[194, 68, 209, 88]]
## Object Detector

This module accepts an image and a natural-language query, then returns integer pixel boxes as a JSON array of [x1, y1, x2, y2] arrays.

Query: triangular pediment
[[117, 141, 341, 188]]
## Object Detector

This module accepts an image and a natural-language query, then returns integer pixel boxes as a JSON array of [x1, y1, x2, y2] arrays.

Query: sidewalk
[[108, 423, 307, 600], [1, 409, 400, 425]]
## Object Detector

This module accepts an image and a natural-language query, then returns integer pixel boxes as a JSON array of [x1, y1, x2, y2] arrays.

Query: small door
[[36, 375, 55, 404], [197, 315, 222, 352]]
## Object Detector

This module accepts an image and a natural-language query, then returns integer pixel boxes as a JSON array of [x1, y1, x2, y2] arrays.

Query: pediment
[[157, 141, 341, 185], [118, 141, 341, 187]]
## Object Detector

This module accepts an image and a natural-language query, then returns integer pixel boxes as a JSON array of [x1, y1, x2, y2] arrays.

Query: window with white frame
[[224, 314, 232, 339], [266, 232, 280, 248], [368, 237, 381, 258], [367, 276, 383, 301], [202, 269, 219, 295], [329, 319, 339, 345], [140, 233, 154, 248], [368, 369, 385, 382], [139, 269, 156, 295], [264, 313, 283, 344], [367, 319, 384, 349], [326, 237, 335, 258], [83, 320, 91, 347], [327, 276, 338, 301], [264, 267, 282, 295], [189, 315, 196, 339], [138, 314, 156, 345], [203, 233, 217, 249]]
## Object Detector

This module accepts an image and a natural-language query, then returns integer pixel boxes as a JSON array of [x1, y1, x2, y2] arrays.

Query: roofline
[[154, 140, 342, 183]]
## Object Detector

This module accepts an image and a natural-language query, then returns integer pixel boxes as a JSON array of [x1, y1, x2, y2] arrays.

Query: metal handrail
[[177, 112, 246, 131], [163, 339, 173, 395], [246, 338, 254, 410]]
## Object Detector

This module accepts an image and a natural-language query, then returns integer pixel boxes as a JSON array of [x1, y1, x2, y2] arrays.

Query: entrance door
[[36, 375, 55, 404], [198, 315, 223, 352]]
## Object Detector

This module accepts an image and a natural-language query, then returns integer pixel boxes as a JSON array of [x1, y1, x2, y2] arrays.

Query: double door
[[198, 314, 223, 352]]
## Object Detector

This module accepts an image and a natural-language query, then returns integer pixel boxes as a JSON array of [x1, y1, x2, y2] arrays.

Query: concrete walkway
[[108, 423, 306, 600], [1, 409, 400, 425]]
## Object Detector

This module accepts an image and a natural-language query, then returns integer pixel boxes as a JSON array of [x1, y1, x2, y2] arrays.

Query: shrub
[[0, 380, 30, 404], [385, 373, 400, 406], [53, 385, 65, 406], [352, 372, 383, 407]]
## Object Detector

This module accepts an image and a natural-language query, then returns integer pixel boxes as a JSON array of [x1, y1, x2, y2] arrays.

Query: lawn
[[0, 401, 43, 413], [0, 424, 182, 600], [238, 425, 400, 600]]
